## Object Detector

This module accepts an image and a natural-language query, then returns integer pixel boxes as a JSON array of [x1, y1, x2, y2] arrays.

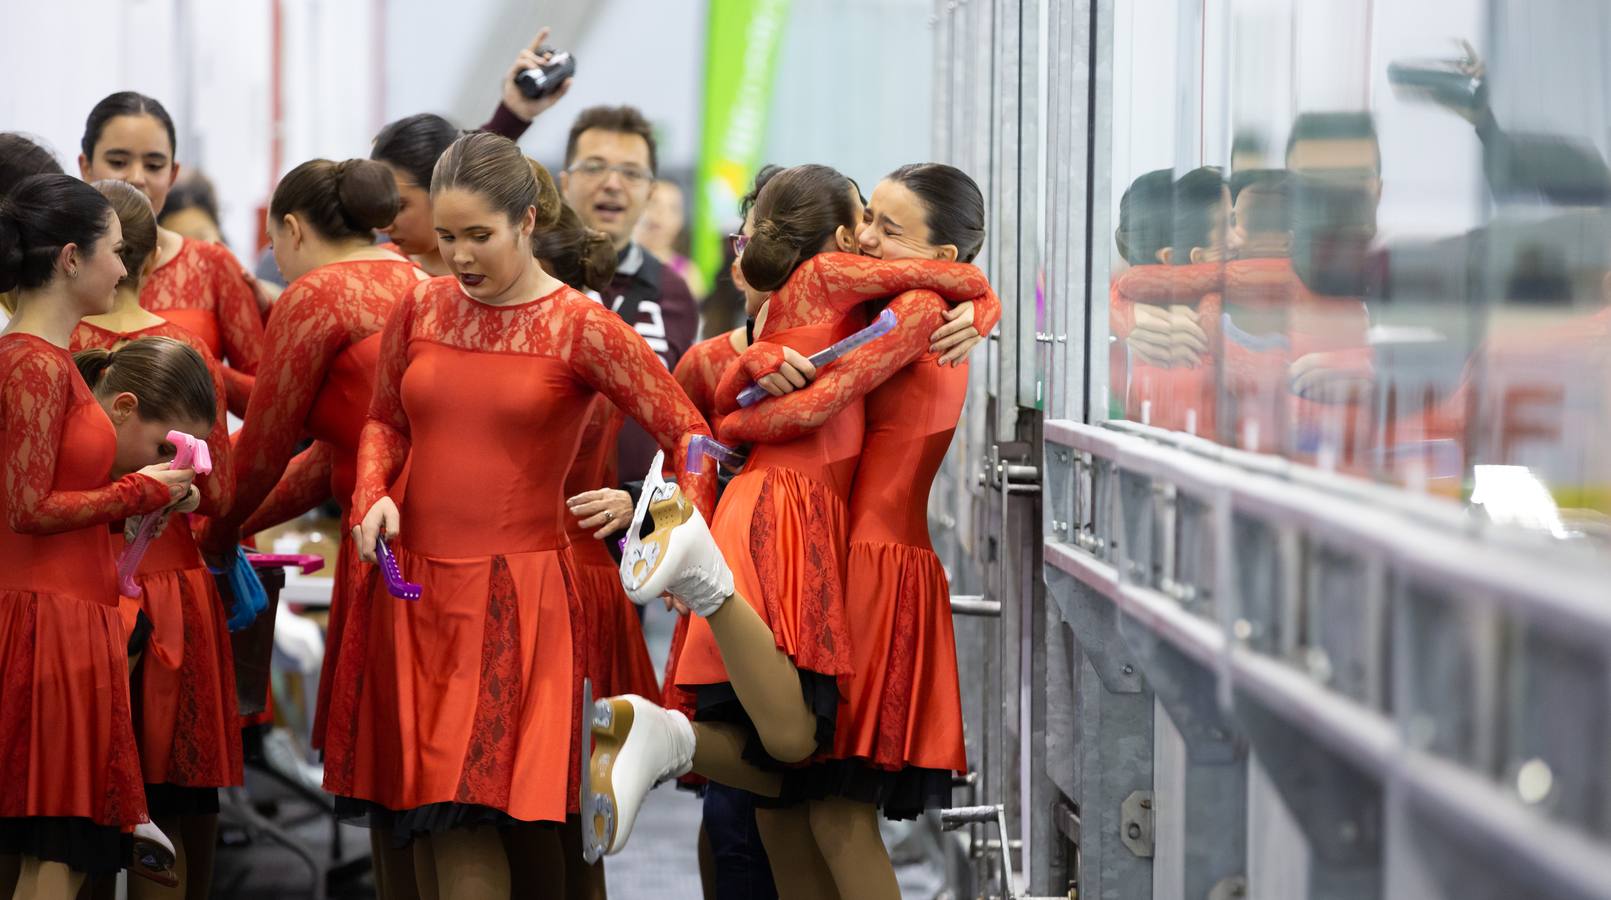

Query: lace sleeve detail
[[717, 290, 948, 445], [353, 289, 417, 519], [2, 344, 170, 533], [221, 368, 255, 417], [672, 351, 716, 431], [239, 441, 334, 536], [806, 253, 991, 314], [713, 342, 787, 416], [214, 279, 349, 539], [565, 303, 716, 519], [208, 243, 266, 378]]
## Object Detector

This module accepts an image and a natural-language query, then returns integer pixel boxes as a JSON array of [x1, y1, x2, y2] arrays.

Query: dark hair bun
[[580, 230, 616, 292], [336, 159, 402, 231], [0, 174, 113, 294], [739, 217, 801, 293], [272, 158, 399, 241], [533, 203, 618, 292], [529, 159, 563, 230]]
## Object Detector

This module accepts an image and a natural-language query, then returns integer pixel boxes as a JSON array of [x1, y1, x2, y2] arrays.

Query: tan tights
[[501, 818, 605, 900], [410, 828, 509, 900], [690, 591, 900, 900], [700, 593, 818, 764], [11, 856, 84, 900], [372, 825, 421, 900], [753, 807, 836, 900]]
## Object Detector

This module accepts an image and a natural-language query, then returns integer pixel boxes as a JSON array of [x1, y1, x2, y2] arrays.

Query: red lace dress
[[197, 257, 424, 754], [334, 277, 712, 833], [717, 287, 1000, 816], [672, 254, 990, 749], [561, 396, 660, 701], [0, 334, 172, 874], [70, 321, 243, 799], [140, 237, 265, 415]]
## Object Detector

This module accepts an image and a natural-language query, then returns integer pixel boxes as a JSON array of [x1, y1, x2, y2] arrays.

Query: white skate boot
[[618, 451, 733, 617]]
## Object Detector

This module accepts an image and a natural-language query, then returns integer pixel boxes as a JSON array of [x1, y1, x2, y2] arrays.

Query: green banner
[[692, 0, 792, 287]]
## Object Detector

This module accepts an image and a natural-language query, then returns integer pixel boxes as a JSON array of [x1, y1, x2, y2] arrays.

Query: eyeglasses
[[729, 233, 749, 256], [566, 159, 653, 187]]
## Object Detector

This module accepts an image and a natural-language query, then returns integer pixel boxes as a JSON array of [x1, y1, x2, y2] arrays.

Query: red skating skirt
[[674, 466, 853, 691], [118, 525, 243, 790], [769, 541, 966, 820], [831, 541, 966, 773], [334, 543, 583, 826], [0, 589, 146, 830], [570, 542, 660, 701]]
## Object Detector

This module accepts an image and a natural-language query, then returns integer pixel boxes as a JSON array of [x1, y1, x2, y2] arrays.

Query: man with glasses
[[557, 105, 700, 480]]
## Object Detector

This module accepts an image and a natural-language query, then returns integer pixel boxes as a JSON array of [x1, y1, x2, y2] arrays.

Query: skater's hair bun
[[740, 164, 858, 293], [271, 158, 401, 240], [535, 203, 617, 293]]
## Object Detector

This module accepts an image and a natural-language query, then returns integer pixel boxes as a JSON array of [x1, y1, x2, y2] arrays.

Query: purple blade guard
[[376, 536, 421, 601], [736, 308, 898, 408], [687, 434, 748, 476]]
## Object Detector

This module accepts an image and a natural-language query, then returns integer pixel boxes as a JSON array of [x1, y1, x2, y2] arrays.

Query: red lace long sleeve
[[712, 254, 995, 415], [192, 342, 234, 518], [788, 253, 992, 322], [207, 243, 266, 412], [672, 332, 741, 432], [718, 288, 997, 445], [141, 239, 265, 415], [1, 341, 170, 534], [202, 275, 370, 551], [353, 288, 417, 521], [239, 441, 335, 535], [565, 304, 716, 519]]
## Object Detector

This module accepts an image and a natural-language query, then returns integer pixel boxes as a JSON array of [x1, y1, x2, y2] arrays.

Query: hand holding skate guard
[[617, 450, 734, 615], [117, 430, 213, 597]]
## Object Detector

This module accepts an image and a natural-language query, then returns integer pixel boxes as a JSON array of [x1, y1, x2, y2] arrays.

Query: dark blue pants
[[703, 784, 778, 899]]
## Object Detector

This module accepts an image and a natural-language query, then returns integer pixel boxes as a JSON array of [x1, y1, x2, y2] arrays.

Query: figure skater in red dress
[[70, 181, 241, 900], [346, 133, 714, 899], [0, 174, 198, 898], [714, 165, 999, 895], [78, 92, 265, 415], [586, 165, 994, 898]]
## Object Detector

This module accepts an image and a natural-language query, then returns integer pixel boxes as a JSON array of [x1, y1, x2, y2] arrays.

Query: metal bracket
[[1046, 568, 1144, 693], [1120, 790, 1155, 858]]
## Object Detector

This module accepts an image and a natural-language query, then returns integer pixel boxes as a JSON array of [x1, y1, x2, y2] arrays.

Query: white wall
[[760, 0, 935, 189], [0, 0, 377, 258]]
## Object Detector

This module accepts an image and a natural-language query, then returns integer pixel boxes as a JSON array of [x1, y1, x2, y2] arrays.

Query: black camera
[[516, 48, 576, 101]]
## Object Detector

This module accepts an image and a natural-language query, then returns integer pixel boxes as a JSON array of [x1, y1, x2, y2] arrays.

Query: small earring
[[69, 270, 79, 279]]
